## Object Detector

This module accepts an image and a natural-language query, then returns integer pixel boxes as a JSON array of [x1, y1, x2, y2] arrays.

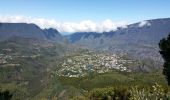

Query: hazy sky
[[0, 0, 169, 33]]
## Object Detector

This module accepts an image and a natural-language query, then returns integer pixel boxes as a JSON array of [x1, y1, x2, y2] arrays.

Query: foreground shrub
[[130, 83, 170, 100], [89, 87, 130, 100], [0, 90, 12, 100], [89, 83, 170, 100]]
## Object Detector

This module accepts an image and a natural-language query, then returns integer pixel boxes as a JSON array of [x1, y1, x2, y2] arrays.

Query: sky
[[0, 0, 170, 34]]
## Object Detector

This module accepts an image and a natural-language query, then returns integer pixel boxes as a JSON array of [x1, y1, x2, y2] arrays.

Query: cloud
[[138, 20, 151, 27], [0, 15, 128, 33]]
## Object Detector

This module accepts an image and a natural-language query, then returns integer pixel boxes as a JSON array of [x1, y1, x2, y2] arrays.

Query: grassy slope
[[33, 70, 167, 99], [0, 37, 67, 99]]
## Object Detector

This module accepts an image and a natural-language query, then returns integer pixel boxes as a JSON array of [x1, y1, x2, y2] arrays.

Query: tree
[[159, 33, 170, 85], [0, 90, 12, 100]]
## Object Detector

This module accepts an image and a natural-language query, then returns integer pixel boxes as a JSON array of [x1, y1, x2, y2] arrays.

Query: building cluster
[[56, 51, 133, 77], [0, 54, 12, 65]]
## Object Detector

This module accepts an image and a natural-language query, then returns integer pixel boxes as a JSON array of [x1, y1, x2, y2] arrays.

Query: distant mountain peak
[[0, 23, 64, 42]]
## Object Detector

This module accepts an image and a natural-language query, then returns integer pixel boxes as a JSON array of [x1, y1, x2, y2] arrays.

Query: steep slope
[[68, 32, 102, 43], [69, 18, 170, 45], [0, 36, 68, 99], [0, 23, 65, 42], [67, 18, 170, 62], [43, 28, 65, 42], [0, 23, 46, 40]]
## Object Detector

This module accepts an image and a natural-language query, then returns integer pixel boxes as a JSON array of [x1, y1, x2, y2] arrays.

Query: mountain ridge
[[67, 18, 170, 63], [68, 18, 170, 44], [1, 18, 170, 65], [0, 23, 64, 42]]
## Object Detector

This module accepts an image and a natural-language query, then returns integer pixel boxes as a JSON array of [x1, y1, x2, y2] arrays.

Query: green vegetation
[[0, 90, 12, 100], [0, 37, 68, 99], [0, 70, 169, 99], [0, 36, 170, 100], [44, 71, 167, 99], [159, 33, 170, 85], [89, 83, 170, 100]]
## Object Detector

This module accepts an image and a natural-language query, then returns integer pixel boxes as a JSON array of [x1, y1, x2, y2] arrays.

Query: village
[[56, 51, 133, 77]]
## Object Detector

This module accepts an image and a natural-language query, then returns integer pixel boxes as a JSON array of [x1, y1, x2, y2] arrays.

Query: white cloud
[[138, 20, 151, 27], [0, 15, 128, 33]]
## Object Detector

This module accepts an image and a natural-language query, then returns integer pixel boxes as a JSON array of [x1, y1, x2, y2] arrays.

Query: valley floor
[[0, 40, 168, 100]]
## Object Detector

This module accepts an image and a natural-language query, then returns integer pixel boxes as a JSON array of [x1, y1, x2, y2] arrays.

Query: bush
[[159, 33, 170, 85], [0, 90, 12, 100], [89, 83, 170, 100], [89, 87, 130, 100], [130, 83, 170, 100]]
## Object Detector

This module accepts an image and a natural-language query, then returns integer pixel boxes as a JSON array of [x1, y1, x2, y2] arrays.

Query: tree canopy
[[159, 33, 170, 85], [0, 90, 12, 100]]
